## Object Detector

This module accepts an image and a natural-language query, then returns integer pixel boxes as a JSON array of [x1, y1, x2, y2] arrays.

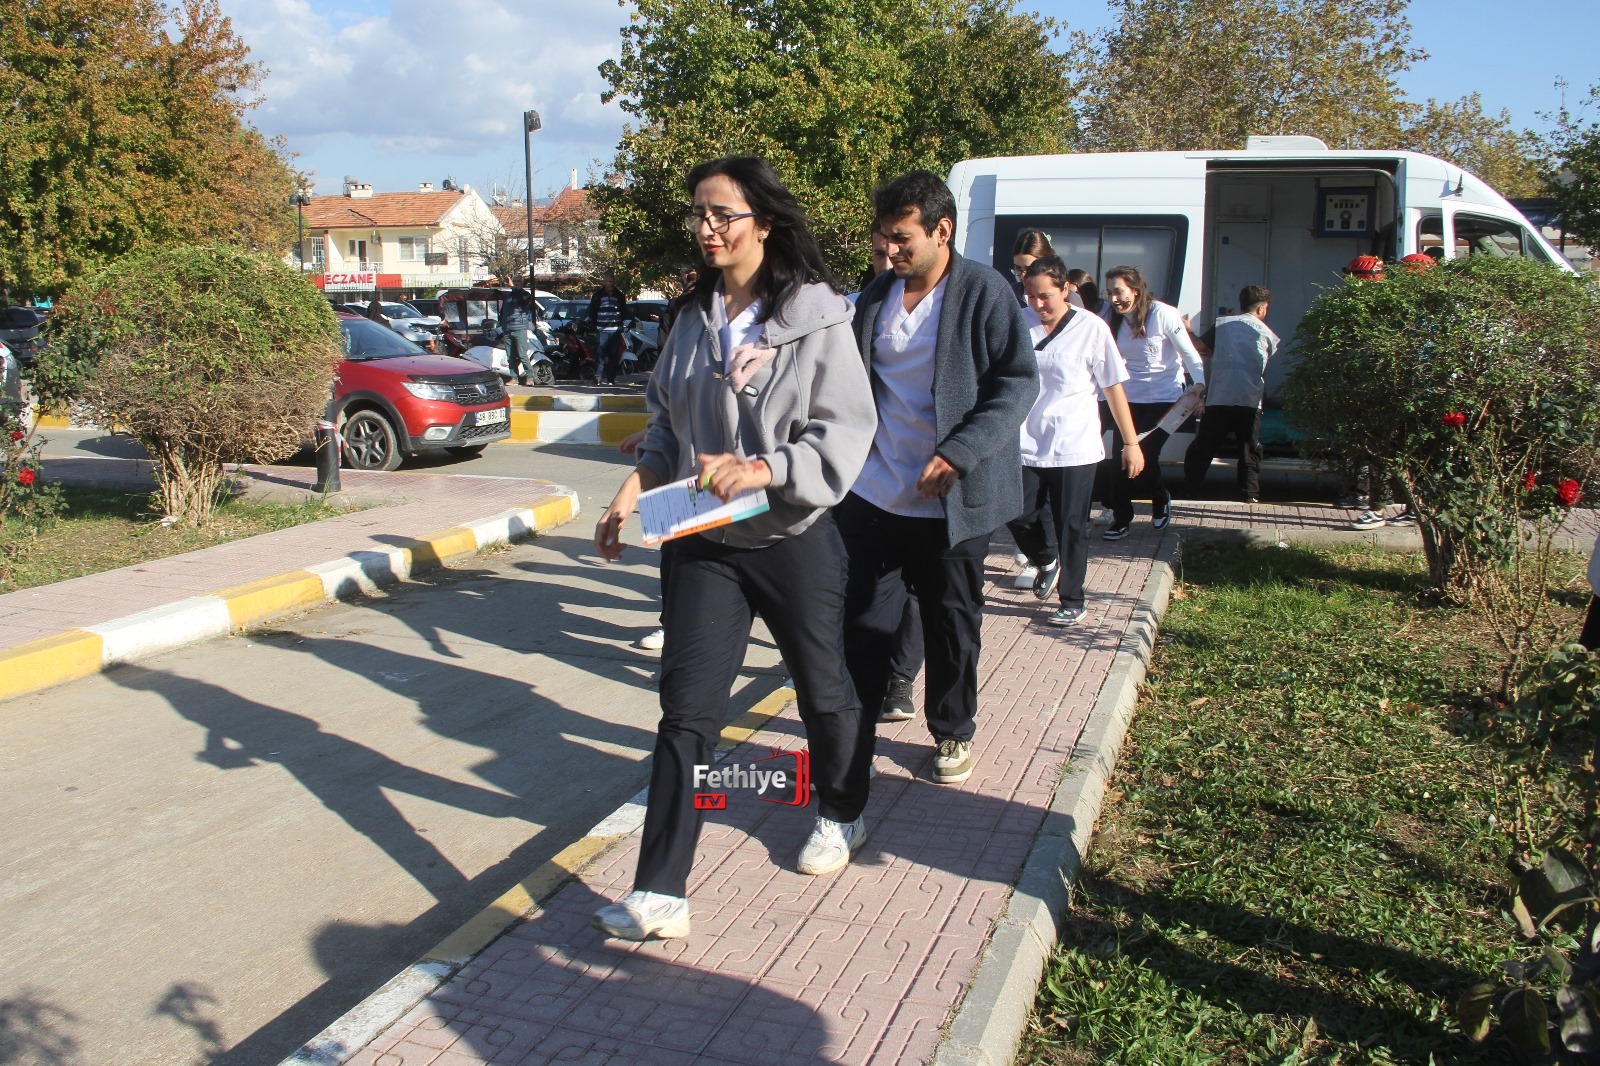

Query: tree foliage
[[0, 0, 299, 298], [1401, 94, 1543, 198], [594, 0, 1071, 285], [1542, 82, 1600, 253], [1062, 0, 1424, 152], [36, 245, 341, 524]]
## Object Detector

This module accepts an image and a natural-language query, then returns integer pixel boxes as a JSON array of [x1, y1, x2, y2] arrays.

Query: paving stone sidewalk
[[0, 460, 573, 650], [326, 513, 1167, 1066]]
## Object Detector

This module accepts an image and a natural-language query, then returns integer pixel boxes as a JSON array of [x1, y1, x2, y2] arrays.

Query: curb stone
[[0, 493, 579, 704], [931, 530, 1182, 1066]]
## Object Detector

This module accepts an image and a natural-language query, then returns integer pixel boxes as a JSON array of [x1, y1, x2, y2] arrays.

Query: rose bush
[[1285, 254, 1600, 687], [0, 414, 64, 586]]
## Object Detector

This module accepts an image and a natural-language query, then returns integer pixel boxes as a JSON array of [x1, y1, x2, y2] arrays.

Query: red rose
[[1522, 472, 1538, 491], [1442, 412, 1467, 428], [16, 467, 36, 486], [1557, 479, 1582, 507], [8, 430, 22, 441]]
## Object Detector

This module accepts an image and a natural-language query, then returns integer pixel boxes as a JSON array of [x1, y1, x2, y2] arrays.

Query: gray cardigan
[[637, 282, 877, 547], [852, 251, 1038, 546]]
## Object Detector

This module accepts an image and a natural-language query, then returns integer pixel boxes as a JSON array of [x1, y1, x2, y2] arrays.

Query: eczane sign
[[323, 271, 376, 288]]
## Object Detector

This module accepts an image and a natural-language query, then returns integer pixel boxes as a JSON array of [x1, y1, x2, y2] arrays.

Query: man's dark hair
[[874, 170, 957, 236], [685, 155, 838, 322], [1240, 285, 1271, 312], [1022, 255, 1069, 290]]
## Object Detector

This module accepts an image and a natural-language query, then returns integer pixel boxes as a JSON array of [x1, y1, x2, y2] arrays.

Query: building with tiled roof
[[288, 179, 505, 295], [489, 177, 605, 287]]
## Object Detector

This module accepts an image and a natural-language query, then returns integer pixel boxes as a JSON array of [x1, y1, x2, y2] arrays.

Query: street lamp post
[[523, 109, 542, 287], [290, 190, 311, 272]]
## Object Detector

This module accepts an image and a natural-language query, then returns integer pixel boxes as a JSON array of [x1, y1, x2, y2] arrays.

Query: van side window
[[1417, 213, 1444, 261], [994, 215, 1189, 304], [1453, 213, 1527, 259]]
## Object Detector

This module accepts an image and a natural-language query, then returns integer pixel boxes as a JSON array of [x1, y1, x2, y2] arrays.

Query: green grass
[[1, 487, 345, 592], [1024, 543, 1588, 1065]]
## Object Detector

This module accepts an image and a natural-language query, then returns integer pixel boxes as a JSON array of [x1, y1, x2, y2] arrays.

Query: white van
[[948, 136, 1572, 446]]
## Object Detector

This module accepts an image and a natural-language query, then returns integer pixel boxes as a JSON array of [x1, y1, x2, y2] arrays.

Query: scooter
[[622, 321, 658, 373], [458, 321, 557, 386]]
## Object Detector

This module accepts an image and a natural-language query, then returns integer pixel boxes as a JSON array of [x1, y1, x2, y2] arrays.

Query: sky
[[222, 0, 1600, 201]]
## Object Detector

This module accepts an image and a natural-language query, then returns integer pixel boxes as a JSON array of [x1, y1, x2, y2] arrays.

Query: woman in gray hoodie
[[592, 156, 879, 941]]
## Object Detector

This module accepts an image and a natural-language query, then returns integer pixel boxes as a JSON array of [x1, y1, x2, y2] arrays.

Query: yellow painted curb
[[215, 572, 326, 629], [513, 395, 554, 411], [423, 833, 616, 964], [529, 495, 576, 529], [408, 526, 480, 572], [720, 683, 797, 750], [35, 412, 73, 430], [508, 410, 540, 439], [597, 396, 647, 411], [0, 630, 105, 701], [597, 412, 649, 444]]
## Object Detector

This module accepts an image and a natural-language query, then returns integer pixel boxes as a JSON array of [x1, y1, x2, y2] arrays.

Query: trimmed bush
[[34, 244, 341, 524]]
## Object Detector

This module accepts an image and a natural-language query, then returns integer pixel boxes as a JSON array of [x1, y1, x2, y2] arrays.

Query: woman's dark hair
[[1012, 229, 1054, 259], [1022, 254, 1068, 290], [685, 156, 837, 323], [1066, 268, 1100, 310], [1104, 264, 1153, 339]]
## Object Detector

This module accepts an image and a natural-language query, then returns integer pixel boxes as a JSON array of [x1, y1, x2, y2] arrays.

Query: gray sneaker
[[933, 738, 973, 784], [593, 890, 691, 940], [880, 677, 916, 722], [797, 814, 869, 875], [1349, 509, 1388, 530], [1047, 606, 1087, 627]]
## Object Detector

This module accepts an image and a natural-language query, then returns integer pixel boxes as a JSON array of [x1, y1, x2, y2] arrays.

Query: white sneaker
[[1349, 509, 1388, 531], [1012, 551, 1029, 568], [593, 890, 691, 940], [1091, 507, 1115, 525], [636, 628, 665, 651], [796, 814, 869, 875], [1012, 565, 1038, 589]]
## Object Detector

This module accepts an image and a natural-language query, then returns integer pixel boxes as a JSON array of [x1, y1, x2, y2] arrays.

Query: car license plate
[[475, 407, 507, 426]]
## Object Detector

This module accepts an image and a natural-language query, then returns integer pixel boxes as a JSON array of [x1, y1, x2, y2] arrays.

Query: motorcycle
[[622, 321, 659, 374], [457, 319, 557, 386], [549, 320, 598, 382]]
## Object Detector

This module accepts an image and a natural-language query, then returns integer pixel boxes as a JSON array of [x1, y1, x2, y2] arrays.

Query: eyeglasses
[[683, 208, 757, 234]]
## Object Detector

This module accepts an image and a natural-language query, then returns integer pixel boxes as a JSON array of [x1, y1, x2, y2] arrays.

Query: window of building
[[398, 236, 430, 262]]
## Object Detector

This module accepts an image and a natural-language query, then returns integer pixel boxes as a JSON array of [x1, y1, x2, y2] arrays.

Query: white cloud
[[221, 0, 628, 196]]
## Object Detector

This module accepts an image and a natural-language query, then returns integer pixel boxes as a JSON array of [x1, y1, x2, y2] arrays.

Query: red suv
[[332, 313, 511, 470]]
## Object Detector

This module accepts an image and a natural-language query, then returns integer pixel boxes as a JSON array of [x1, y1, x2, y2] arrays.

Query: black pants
[[1109, 402, 1173, 526], [1183, 405, 1262, 499], [1006, 474, 1060, 567], [1008, 464, 1096, 608], [634, 518, 868, 898], [597, 331, 623, 384], [888, 590, 923, 681], [1092, 401, 1115, 511], [838, 493, 989, 745], [1582, 597, 1600, 652]]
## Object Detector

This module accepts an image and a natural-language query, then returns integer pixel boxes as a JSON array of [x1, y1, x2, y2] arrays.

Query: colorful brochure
[[638, 476, 771, 546], [1138, 383, 1206, 441]]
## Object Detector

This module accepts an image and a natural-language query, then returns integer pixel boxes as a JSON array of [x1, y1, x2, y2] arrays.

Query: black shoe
[[1032, 560, 1061, 600], [517, 377, 528, 386], [1151, 501, 1170, 530], [880, 677, 916, 722], [1242, 495, 1260, 504], [1103, 524, 1131, 541]]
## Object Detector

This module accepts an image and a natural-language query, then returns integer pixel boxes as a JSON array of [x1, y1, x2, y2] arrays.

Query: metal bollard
[[312, 418, 342, 495]]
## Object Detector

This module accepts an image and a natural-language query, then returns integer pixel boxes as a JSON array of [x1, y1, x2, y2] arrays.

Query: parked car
[[0, 307, 44, 368], [331, 313, 511, 471], [377, 301, 443, 350]]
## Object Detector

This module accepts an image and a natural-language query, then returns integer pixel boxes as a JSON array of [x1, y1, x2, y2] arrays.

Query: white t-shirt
[[1110, 301, 1204, 404], [1021, 309, 1129, 467], [710, 283, 765, 371], [853, 276, 946, 518]]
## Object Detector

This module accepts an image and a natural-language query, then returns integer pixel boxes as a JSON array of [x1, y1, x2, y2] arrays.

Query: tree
[[34, 245, 342, 524], [1542, 82, 1600, 254], [594, 0, 1072, 285], [0, 0, 298, 298], [1062, 0, 1423, 153], [1401, 94, 1542, 198]]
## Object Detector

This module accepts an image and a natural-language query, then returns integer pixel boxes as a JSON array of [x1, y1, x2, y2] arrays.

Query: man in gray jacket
[[841, 170, 1038, 785]]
